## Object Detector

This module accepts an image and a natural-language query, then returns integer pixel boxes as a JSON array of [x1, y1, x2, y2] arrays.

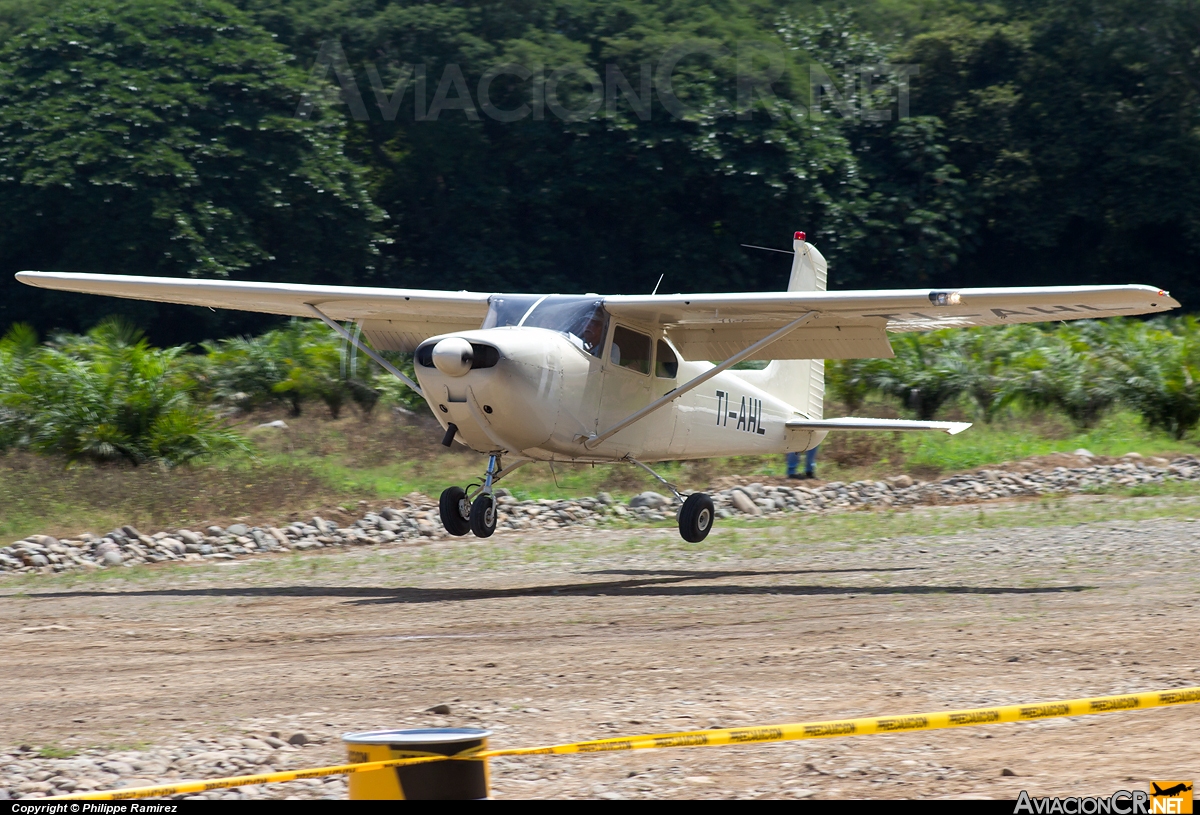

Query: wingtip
[[946, 422, 973, 435]]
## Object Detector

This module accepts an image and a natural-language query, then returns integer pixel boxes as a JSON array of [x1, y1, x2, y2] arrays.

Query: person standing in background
[[787, 446, 818, 480]]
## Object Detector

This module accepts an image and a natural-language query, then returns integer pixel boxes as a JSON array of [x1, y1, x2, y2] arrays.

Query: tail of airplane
[[734, 232, 827, 418]]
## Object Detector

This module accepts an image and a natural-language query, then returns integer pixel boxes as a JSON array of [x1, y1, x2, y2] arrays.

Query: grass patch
[[37, 746, 77, 759], [5, 401, 1200, 545]]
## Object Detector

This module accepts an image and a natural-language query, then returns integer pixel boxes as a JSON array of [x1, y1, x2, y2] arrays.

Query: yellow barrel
[[343, 728, 492, 800]]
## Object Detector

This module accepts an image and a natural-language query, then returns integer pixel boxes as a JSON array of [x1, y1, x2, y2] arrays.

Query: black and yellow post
[[343, 728, 492, 800]]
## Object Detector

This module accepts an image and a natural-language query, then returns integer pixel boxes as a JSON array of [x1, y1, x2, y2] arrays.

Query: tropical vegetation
[[0, 0, 1196, 345]]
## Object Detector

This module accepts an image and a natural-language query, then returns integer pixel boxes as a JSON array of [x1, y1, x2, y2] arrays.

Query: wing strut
[[581, 311, 817, 449], [306, 304, 425, 398]]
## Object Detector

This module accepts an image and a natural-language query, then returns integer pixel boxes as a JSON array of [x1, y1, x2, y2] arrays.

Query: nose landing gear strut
[[439, 455, 527, 538]]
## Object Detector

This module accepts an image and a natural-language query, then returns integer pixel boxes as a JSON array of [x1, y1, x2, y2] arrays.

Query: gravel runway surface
[[1, 504, 1197, 800]]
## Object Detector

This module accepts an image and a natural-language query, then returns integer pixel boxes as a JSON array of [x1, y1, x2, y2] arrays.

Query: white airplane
[[16, 232, 1179, 542]]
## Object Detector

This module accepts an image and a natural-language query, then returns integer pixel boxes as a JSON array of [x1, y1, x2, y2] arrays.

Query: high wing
[[604, 285, 1179, 360], [15, 272, 490, 353], [16, 272, 1178, 360]]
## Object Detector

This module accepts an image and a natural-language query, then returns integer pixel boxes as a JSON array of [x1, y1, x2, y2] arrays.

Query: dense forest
[[1, 0, 1197, 345]]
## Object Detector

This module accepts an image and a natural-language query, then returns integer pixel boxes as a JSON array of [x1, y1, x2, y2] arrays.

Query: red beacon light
[[794, 231, 806, 241]]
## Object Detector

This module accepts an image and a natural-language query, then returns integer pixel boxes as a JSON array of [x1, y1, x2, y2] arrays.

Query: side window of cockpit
[[610, 326, 651, 375], [655, 340, 678, 378]]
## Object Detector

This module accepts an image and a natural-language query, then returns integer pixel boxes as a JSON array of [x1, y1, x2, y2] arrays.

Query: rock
[[730, 490, 761, 515], [1073, 448, 1095, 458], [628, 491, 668, 509], [1147, 456, 1170, 466], [29, 554, 48, 567], [426, 703, 452, 715], [287, 733, 309, 746], [1122, 452, 1143, 460], [226, 523, 250, 537], [313, 517, 331, 535], [206, 526, 225, 536], [102, 550, 124, 567], [241, 738, 271, 751], [886, 474, 914, 488], [177, 529, 203, 546], [596, 492, 614, 505], [263, 736, 287, 749], [1001, 768, 1017, 777], [121, 525, 142, 540], [256, 420, 289, 429]]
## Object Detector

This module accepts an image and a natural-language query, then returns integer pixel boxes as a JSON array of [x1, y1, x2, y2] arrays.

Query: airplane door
[[597, 324, 652, 452]]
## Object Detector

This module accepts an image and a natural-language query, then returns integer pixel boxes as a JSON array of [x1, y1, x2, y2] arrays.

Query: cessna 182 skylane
[[16, 233, 1179, 542]]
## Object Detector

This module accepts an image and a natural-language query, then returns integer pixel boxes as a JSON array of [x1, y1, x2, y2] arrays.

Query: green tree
[[897, 1, 1200, 299], [0, 0, 383, 342], [203, 319, 382, 417], [1003, 323, 1121, 429], [862, 332, 968, 420], [1, 319, 250, 465], [1110, 317, 1200, 440]]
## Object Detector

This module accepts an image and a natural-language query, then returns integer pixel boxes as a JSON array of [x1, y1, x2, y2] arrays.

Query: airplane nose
[[431, 337, 473, 377]]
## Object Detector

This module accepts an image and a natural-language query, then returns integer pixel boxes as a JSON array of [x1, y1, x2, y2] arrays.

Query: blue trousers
[[787, 447, 818, 477]]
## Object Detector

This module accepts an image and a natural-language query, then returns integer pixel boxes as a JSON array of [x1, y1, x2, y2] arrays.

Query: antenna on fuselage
[[740, 243, 794, 255], [651, 273, 664, 295]]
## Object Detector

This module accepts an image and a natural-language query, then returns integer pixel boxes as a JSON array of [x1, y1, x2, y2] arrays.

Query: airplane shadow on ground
[[15, 567, 1093, 606]]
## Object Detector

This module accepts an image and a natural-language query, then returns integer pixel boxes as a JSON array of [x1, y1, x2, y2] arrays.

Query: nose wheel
[[439, 454, 523, 537], [439, 486, 472, 536], [470, 494, 498, 538]]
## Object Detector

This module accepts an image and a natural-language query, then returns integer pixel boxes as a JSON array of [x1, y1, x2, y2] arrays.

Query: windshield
[[482, 294, 608, 358]]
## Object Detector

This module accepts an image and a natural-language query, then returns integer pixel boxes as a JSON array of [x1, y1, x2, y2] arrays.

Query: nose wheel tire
[[470, 494, 498, 538], [439, 486, 472, 536], [678, 492, 715, 543]]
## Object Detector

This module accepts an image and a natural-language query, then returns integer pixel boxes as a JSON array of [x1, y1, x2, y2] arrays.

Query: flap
[[669, 321, 892, 361]]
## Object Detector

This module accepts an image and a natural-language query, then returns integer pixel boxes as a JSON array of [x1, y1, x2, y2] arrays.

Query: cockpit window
[[611, 325, 651, 375], [482, 294, 608, 358], [481, 295, 542, 329]]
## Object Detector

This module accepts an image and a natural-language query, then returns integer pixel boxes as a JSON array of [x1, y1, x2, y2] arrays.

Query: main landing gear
[[440, 455, 716, 543], [677, 492, 715, 543], [439, 454, 525, 538], [627, 457, 716, 543]]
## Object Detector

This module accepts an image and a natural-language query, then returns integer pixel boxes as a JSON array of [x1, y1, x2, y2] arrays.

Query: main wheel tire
[[439, 486, 472, 536], [470, 493, 498, 538], [678, 493, 715, 543]]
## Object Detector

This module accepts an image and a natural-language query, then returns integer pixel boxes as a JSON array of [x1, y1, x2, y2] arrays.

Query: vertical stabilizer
[[736, 233, 826, 418]]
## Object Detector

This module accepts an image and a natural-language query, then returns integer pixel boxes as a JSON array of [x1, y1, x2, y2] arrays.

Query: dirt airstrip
[[1, 505, 1198, 799]]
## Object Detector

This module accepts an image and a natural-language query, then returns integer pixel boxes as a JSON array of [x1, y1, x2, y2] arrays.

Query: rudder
[[737, 233, 826, 418]]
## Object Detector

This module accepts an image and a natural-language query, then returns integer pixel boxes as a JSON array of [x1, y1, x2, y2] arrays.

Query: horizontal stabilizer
[[786, 417, 972, 435]]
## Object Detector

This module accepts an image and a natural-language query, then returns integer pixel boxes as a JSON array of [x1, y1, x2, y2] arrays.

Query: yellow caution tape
[[489, 685, 1200, 757], [47, 685, 1200, 801], [46, 754, 459, 801]]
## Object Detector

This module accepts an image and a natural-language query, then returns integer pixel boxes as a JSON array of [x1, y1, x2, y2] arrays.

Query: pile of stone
[[4, 454, 1199, 576], [0, 733, 341, 801]]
